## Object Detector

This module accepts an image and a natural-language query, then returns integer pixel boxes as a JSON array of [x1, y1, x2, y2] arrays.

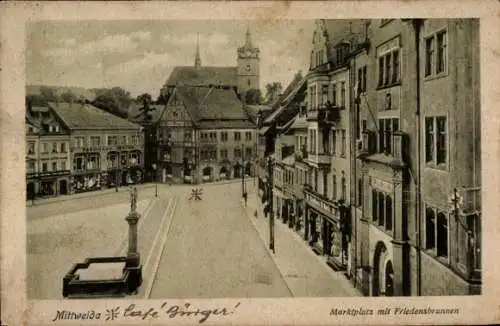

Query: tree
[[135, 93, 156, 124], [243, 89, 263, 105], [60, 90, 79, 103], [91, 87, 131, 118], [264, 82, 283, 105], [39, 86, 59, 103]]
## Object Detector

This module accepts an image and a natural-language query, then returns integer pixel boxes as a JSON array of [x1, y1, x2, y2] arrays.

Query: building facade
[[26, 105, 71, 199], [48, 102, 144, 194]]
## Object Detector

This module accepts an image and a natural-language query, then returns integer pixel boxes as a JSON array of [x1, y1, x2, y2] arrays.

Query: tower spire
[[195, 32, 201, 69], [245, 22, 252, 48]]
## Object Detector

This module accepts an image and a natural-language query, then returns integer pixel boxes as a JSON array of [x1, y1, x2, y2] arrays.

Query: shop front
[[39, 171, 71, 197], [305, 189, 348, 271], [71, 171, 103, 193], [295, 199, 306, 237]]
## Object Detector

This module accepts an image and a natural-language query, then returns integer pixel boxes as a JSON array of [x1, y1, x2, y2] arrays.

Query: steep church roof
[[166, 66, 238, 87]]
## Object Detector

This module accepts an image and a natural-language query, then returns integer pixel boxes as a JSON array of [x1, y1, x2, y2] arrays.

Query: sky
[[26, 20, 315, 99]]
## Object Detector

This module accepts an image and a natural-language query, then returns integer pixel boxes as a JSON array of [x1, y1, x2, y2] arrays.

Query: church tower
[[237, 24, 260, 94], [194, 33, 201, 69]]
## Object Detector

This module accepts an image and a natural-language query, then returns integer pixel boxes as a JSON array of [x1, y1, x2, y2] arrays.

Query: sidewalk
[[242, 184, 361, 297], [26, 183, 158, 207]]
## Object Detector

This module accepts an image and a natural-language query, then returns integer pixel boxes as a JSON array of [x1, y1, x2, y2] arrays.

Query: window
[[426, 30, 447, 76], [392, 50, 400, 84], [331, 131, 337, 155], [42, 142, 48, 153], [234, 132, 241, 141], [27, 142, 35, 155], [378, 50, 400, 87], [87, 154, 100, 170], [221, 132, 228, 142], [332, 84, 337, 106], [386, 196, 393, 231], [90, 136, 101, 147], [245, 131, 252, 141], [184, 131, 192, 142], [425, 116, 447, 165], [131, 135, 139, 145], [323, 172, 328, 197], [340, 130, 346, 156], [426, 206, 448, 258], [220, 149, 228, 159], [107, 136, 117, 146], [60, 142, 66, 153], [378, 192, 385, 226], [234, 148, 241, 158], [425, 37, 435, 76], [372, 189, 378, 222], [332, 174, 337, 200], [341, 174, 346, 201], [436, 117, 447, 164], [42, 162, 48, 172], [378, 118, 399, 154], [322, 85, 329, 105], [437, 212, 448, 257], [437, 31, 447, 74], [357, 179, 363, 206], [27, 161, 35, 173], [52, 162, 57, 171], [51, 142, 58, 153], [341, 82, 346, 107], [357, 66, 367, 93], [245, 147, 252, 158]]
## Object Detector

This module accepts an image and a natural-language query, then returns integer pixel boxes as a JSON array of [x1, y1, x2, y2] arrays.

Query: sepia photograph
[[1, 1, 499, 325]]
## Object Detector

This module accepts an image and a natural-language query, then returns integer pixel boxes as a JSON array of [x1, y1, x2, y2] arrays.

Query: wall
[[420, 251, 471, 295]]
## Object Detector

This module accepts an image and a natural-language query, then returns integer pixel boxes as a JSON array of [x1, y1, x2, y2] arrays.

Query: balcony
[[304, 184, 339, 220], [305, 152, 330, 167]]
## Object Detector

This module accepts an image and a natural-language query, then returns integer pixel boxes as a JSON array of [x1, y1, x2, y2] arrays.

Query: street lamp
[[267, 156, 275, 253], [152, 163, 158, 197]]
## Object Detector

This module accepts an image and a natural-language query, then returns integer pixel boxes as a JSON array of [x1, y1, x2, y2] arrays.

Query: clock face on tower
[[245, 64, 251, 72]]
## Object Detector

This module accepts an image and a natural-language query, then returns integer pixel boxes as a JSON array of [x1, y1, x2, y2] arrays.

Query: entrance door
[[27, 182, 35, 200], [59, 180, 68, 195]]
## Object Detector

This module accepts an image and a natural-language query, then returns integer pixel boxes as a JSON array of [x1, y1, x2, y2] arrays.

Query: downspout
[[413, 19, 423, 297]]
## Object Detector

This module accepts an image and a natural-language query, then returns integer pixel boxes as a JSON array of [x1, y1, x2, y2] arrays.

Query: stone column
[[125, 186, 141, 267]]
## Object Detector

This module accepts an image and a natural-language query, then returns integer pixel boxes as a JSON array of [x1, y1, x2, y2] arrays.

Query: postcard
[[1, 1, 499, 325]]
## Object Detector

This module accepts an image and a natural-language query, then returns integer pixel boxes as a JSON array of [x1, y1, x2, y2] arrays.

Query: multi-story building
[[26, 105, 71, 198], [156, 86, 256, 184], [48, 102, 144, 193], [353, 19, 481, 296], [303, 19, 367, 272]]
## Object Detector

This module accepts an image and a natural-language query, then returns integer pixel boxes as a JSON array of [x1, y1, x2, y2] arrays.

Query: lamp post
[[152, 163, 158, 197], [267, 156, 275, 253], [241, 144, 245, 198]]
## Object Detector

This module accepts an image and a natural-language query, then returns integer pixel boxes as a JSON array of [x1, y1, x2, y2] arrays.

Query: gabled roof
[[49, 102, 141, 130], [161, 86, 250, 128], [244, 104, 273, 125], [166, 66, 238, 87]]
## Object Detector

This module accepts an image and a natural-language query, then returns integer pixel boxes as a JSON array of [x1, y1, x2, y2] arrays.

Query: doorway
[[59, 179, 68, 195]]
